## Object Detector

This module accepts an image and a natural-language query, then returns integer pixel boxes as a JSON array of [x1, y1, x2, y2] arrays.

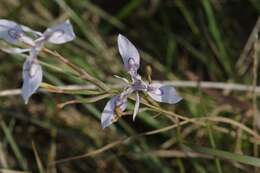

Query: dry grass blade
[[144, 149, 212, 159], [42, 48, 110, 91], [0, 142, 8, 169], [1, 122, 28, 170], [0, 170, 31, 173], [31, 141, 45, 173], [49, 140, 124, 166], [252, 29, 259, 171], [49, 111, 260, 166], [57, 93, 114, 108], [236, 16, 260, 74], [1, 81, 260, 97]]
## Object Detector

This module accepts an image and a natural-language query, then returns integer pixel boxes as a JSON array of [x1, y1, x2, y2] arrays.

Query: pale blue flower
[[0, 19, 34, 45], [0, 19, 76, 103], [101, 34, 182, 128], [22, 51, 43, 104]]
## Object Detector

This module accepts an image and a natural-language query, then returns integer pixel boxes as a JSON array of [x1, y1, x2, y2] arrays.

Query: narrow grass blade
[[32, 142, 45, 173], [201, 0, 231, 75], [191, 146, 260, 167], [0, 142, 8, 169], [0, 169, 31, 173], [1, 121, 28, 170], [175, 0, 199, 35]]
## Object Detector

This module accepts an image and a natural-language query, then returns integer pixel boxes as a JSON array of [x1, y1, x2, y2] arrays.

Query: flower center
[[8, 28, 21, 40], [128, 58, 138, 70], [132, 79, 147, 91]]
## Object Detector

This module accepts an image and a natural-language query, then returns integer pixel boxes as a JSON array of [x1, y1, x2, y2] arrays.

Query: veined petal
[[117, 34, 140, 74], [0, 19, 23, 44], [147, 83, 182, 104], [101, 92, 129, 129], [22, 58, 43, 104], [0, 19, 36, 46], [43, 20, 76, 44], [133, 92, 140, 121], [101, 96, 118, 129], [117, 92, 128, 111]]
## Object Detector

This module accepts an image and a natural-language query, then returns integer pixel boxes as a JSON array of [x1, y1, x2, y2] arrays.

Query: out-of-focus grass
[[0, 0, 259, 172]]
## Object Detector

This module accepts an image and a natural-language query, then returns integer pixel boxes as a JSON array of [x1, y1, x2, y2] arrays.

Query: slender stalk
[[2, 80, 260, 97], [207, 125, 223, 173], [252, 35, 259, 172], [42, 48, 110, 91]]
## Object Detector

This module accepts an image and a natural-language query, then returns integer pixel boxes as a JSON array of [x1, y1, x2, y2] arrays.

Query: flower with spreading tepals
[[101, 34, 182, 128], [0, 19, 75, 103]]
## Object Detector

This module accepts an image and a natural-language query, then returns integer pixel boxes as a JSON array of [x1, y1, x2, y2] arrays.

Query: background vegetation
[[0, 0, 260, 172]]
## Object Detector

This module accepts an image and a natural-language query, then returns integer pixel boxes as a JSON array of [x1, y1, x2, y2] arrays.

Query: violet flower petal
[[117, 95, 128, 112], [43, 20, 75, 44], [21, 57, 43, 104], [117, 34, 140, 74], [101, 96, 118, 129], [0, 19, 37, 46], [147, 83, 182, 104], [101, 92, 129, 129], [0, 19, 24, 44]]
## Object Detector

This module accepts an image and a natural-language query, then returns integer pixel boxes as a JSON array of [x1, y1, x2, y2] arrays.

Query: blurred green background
[[0, 0, 260, 172]]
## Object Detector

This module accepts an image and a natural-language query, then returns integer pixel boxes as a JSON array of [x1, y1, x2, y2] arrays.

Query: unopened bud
[[146, 65, 152, 84]]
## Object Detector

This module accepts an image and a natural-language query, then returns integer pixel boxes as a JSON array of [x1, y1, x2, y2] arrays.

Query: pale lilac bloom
[[101, 94, 128, 128], [0, 19, 75, 103], [0, 19, 34, 45], [22, 49, 43, 104], [101, 34, 182, 128]]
